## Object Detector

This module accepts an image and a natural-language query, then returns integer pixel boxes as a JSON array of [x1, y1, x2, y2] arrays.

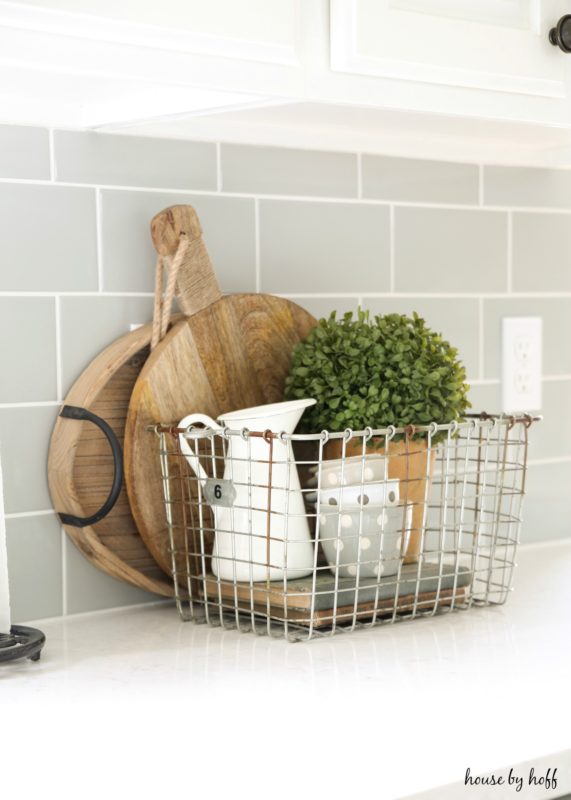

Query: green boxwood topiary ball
[[284, 309, 470, 435]]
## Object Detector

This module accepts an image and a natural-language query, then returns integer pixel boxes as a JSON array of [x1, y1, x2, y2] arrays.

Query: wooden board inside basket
[[201, 562, 472, 627], [207, 584, 468, 628]]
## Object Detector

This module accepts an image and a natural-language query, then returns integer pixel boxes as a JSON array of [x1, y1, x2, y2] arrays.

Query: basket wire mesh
[[153, 413, 538, 642]]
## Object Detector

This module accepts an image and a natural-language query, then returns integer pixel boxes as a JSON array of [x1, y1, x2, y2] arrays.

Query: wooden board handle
[[151, 204, 222, 318]]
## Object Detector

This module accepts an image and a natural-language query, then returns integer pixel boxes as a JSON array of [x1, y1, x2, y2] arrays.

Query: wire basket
[[154, 413, 538, 642]]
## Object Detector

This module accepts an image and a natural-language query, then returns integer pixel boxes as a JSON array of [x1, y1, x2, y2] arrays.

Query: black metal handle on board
[[57, 405, 123, 528]]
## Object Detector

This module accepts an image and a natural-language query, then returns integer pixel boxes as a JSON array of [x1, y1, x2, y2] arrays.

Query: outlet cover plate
[[502, 317, 542, 413]]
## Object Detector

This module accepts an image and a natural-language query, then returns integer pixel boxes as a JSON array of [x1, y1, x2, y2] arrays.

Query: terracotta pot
[[323, 437, 436, 563]]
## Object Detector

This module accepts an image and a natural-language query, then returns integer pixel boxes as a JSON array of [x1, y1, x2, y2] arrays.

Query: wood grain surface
[[124, 203, 316, 578], [48, 321, 177, 597], [125, 294, 317, 576], [203, 576, 469, 628]]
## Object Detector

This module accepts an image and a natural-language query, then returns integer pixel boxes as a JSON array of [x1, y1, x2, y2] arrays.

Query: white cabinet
[[0, 0, 305, 127], [4, 0, 571, 164], [331, 0, 567, 99], [328, 0, 571, 125]]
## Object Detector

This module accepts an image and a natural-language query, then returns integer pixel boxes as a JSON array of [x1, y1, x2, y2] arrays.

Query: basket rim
[[149, 412, 541, 441]]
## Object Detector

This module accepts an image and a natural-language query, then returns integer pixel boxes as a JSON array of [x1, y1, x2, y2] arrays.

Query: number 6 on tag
[[204, 479, 236, 508]]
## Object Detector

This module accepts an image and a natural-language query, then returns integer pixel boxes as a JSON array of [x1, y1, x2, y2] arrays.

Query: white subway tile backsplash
[[221, 144, 358, 197], [54, 130, 216, 190], [362, 155, 479, 204], [100, 190, 256, 293], [394, 207, 508, 293], [259, 199, 390, 293], [0, 125, 566, 621], [0, 125, 50, 180], [0, 183, 98, 291]]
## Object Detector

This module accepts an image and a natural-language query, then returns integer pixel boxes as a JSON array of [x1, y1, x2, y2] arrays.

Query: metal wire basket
[[154, 413, 538, 642]]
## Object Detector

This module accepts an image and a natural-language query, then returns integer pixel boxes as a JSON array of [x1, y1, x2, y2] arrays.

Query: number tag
[[204, 479, 236, 508]]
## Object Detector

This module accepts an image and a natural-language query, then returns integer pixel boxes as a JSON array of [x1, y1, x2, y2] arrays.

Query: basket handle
[[178, 413, 222, 486]]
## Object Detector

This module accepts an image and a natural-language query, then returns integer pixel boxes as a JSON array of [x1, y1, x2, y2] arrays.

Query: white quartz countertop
[[2, 540, 571, 800]]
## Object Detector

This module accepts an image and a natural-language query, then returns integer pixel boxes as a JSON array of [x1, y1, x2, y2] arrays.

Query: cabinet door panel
[[331, 0, 570, 98]]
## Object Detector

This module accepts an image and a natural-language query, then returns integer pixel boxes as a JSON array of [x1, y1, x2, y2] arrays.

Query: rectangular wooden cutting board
[[201, 562, 472, 628]]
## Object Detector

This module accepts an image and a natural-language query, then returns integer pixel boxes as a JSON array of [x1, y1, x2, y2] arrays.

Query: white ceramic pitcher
[[178, 399, 316, 583]]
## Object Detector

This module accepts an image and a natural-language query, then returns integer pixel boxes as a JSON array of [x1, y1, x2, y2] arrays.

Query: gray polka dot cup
[[319, 504, 412, 579]]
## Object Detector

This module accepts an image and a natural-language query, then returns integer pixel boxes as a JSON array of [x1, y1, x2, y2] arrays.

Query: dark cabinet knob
[[549, 15, 571, 52]]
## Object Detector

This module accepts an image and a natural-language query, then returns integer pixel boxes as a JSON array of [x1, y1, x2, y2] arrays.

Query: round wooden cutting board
[[48, 321, 176, 597], [124, 205, 317, 577]]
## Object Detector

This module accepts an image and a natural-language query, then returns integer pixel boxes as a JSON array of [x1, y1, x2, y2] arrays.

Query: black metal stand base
[[0, 625, 46, 664]]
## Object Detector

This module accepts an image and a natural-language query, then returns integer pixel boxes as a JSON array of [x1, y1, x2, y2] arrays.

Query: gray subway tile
[[512, 212, 571, 292], [0, 298, 56, 402], [60, 295, 154, 394], [0, 184, 97, 291], [65, 537, 158, 614], [0, 125, 50, 179], [100, 190, 256, 293], [522, 461, 571, 543], [394, 207, 507, 293], [484, 165, 571, 208], [6, 514, 63, 622], [54, 130, 216, 190], [528, 381, 571, 460], [221, 144, 357, 197], [0, 406, 56, 513], [260, 200, 390, 293], [363, 297, 479, 380], [466, 382, 501, 415], [285, 297, 360, 320], [483, 298, 571, 378], [362, 155, 478, 204]]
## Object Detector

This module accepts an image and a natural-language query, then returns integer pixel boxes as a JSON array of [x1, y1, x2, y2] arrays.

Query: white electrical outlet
[[502, 317, 542, 412]]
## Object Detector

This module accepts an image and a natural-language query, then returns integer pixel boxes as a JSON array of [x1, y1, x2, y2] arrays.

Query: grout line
[[507, 210, 513, 293], [478, 164, 484, 206], [55, 295, 62, 402], [389, 204, 395, 293], [528, 456, 571, 466], [1, 290, 570, 299], [254, 197, 261, 292], [464, 375, 569, 387], [2, 175, 571, 215], [468, 378, 500, 386], [5, 510, 55, 519], [274, 291, 571, 299], [95, 187, 104, 292], [356, 152, 363, 199], [61, 525, 68, 616], [216, 141, 222, 192], [0, 291, 155, 298], [0, 400, 60, 409], [48, 128, 56, 182], [478, 297, 485, 380]]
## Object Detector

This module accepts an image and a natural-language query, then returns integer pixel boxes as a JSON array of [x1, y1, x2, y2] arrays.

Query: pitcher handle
[[178, 413, 222, 486]]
